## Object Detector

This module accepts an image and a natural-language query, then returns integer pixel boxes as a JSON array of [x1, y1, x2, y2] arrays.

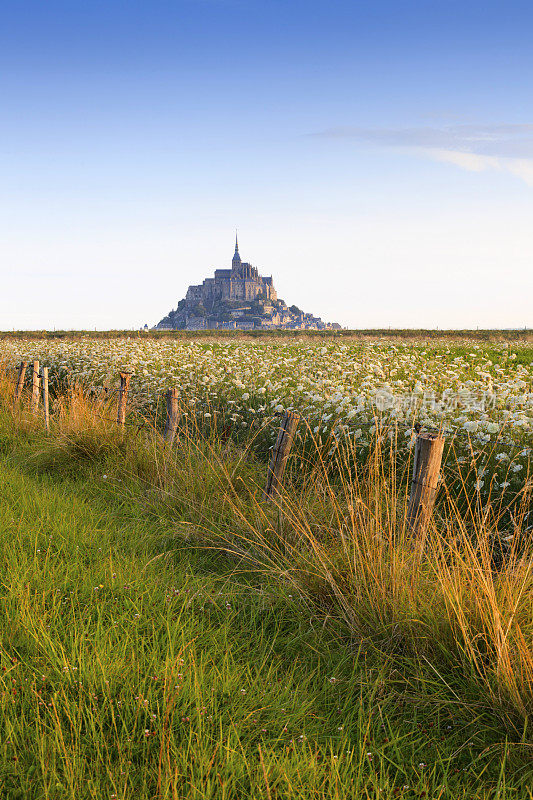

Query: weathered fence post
[[117, 371, 132, 426], [407, 429, 445, 534], [13, 361, 28, 404], [264, 411, 300, 501], [164, 388, 180, 445], [42, 366, 50, 432], [31, 360, 40, 414]]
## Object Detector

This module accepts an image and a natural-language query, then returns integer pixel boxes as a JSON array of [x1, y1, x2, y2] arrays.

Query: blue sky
[[1, 0, 532, 329]]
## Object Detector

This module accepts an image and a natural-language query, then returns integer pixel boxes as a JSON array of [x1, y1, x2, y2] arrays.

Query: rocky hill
[[155, 237, 340, 331]]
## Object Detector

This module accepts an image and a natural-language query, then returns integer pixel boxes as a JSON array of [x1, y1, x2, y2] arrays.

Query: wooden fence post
[[407, 430, 445, 534], [13, 361, 28, 404], [264, 411, 300, 501], [164, 388, 180, 445], [31, 360, 40, 414], [42, 366, 50, 432], [117, 372, 132, 426]]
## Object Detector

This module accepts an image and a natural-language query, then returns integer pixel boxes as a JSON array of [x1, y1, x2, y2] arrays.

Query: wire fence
[[7, 359, 533, 536], [10, 359, 533, 456]]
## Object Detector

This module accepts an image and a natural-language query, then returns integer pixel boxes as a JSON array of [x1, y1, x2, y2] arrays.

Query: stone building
[[184, 236, 277, 309], [154, 235, 340, 331]]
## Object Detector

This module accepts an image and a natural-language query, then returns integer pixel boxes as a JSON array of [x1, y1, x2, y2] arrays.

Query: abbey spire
[[232, 231, 241, 267]]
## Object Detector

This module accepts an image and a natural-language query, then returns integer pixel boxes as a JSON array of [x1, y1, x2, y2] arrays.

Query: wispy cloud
[[316, 124, 533, 185]]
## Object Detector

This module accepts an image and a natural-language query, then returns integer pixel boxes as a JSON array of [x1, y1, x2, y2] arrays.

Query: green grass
[[0, 409, 532, 798], [0, 329, 532, 342]]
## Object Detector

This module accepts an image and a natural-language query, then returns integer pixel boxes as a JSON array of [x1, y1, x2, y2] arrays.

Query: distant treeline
[[1, 328, 532, 342]]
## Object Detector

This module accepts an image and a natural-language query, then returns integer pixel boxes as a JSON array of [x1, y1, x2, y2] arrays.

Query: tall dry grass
[[2, 362, 532, 744]]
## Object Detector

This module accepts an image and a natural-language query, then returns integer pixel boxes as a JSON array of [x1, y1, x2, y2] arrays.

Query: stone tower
[[232, 232, 241, 269]]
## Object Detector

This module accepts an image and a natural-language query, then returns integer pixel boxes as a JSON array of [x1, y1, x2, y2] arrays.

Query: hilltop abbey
[[186, 235, 277, 306], [155, 236, 340, 331]]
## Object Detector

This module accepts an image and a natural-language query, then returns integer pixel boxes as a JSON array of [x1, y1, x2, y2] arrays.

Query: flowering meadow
[[1, 339, 532, 797], [2, 336, 532, 495]]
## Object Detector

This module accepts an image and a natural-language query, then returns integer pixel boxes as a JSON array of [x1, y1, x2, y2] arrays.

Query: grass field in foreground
[[0, 403, 531, 798]]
